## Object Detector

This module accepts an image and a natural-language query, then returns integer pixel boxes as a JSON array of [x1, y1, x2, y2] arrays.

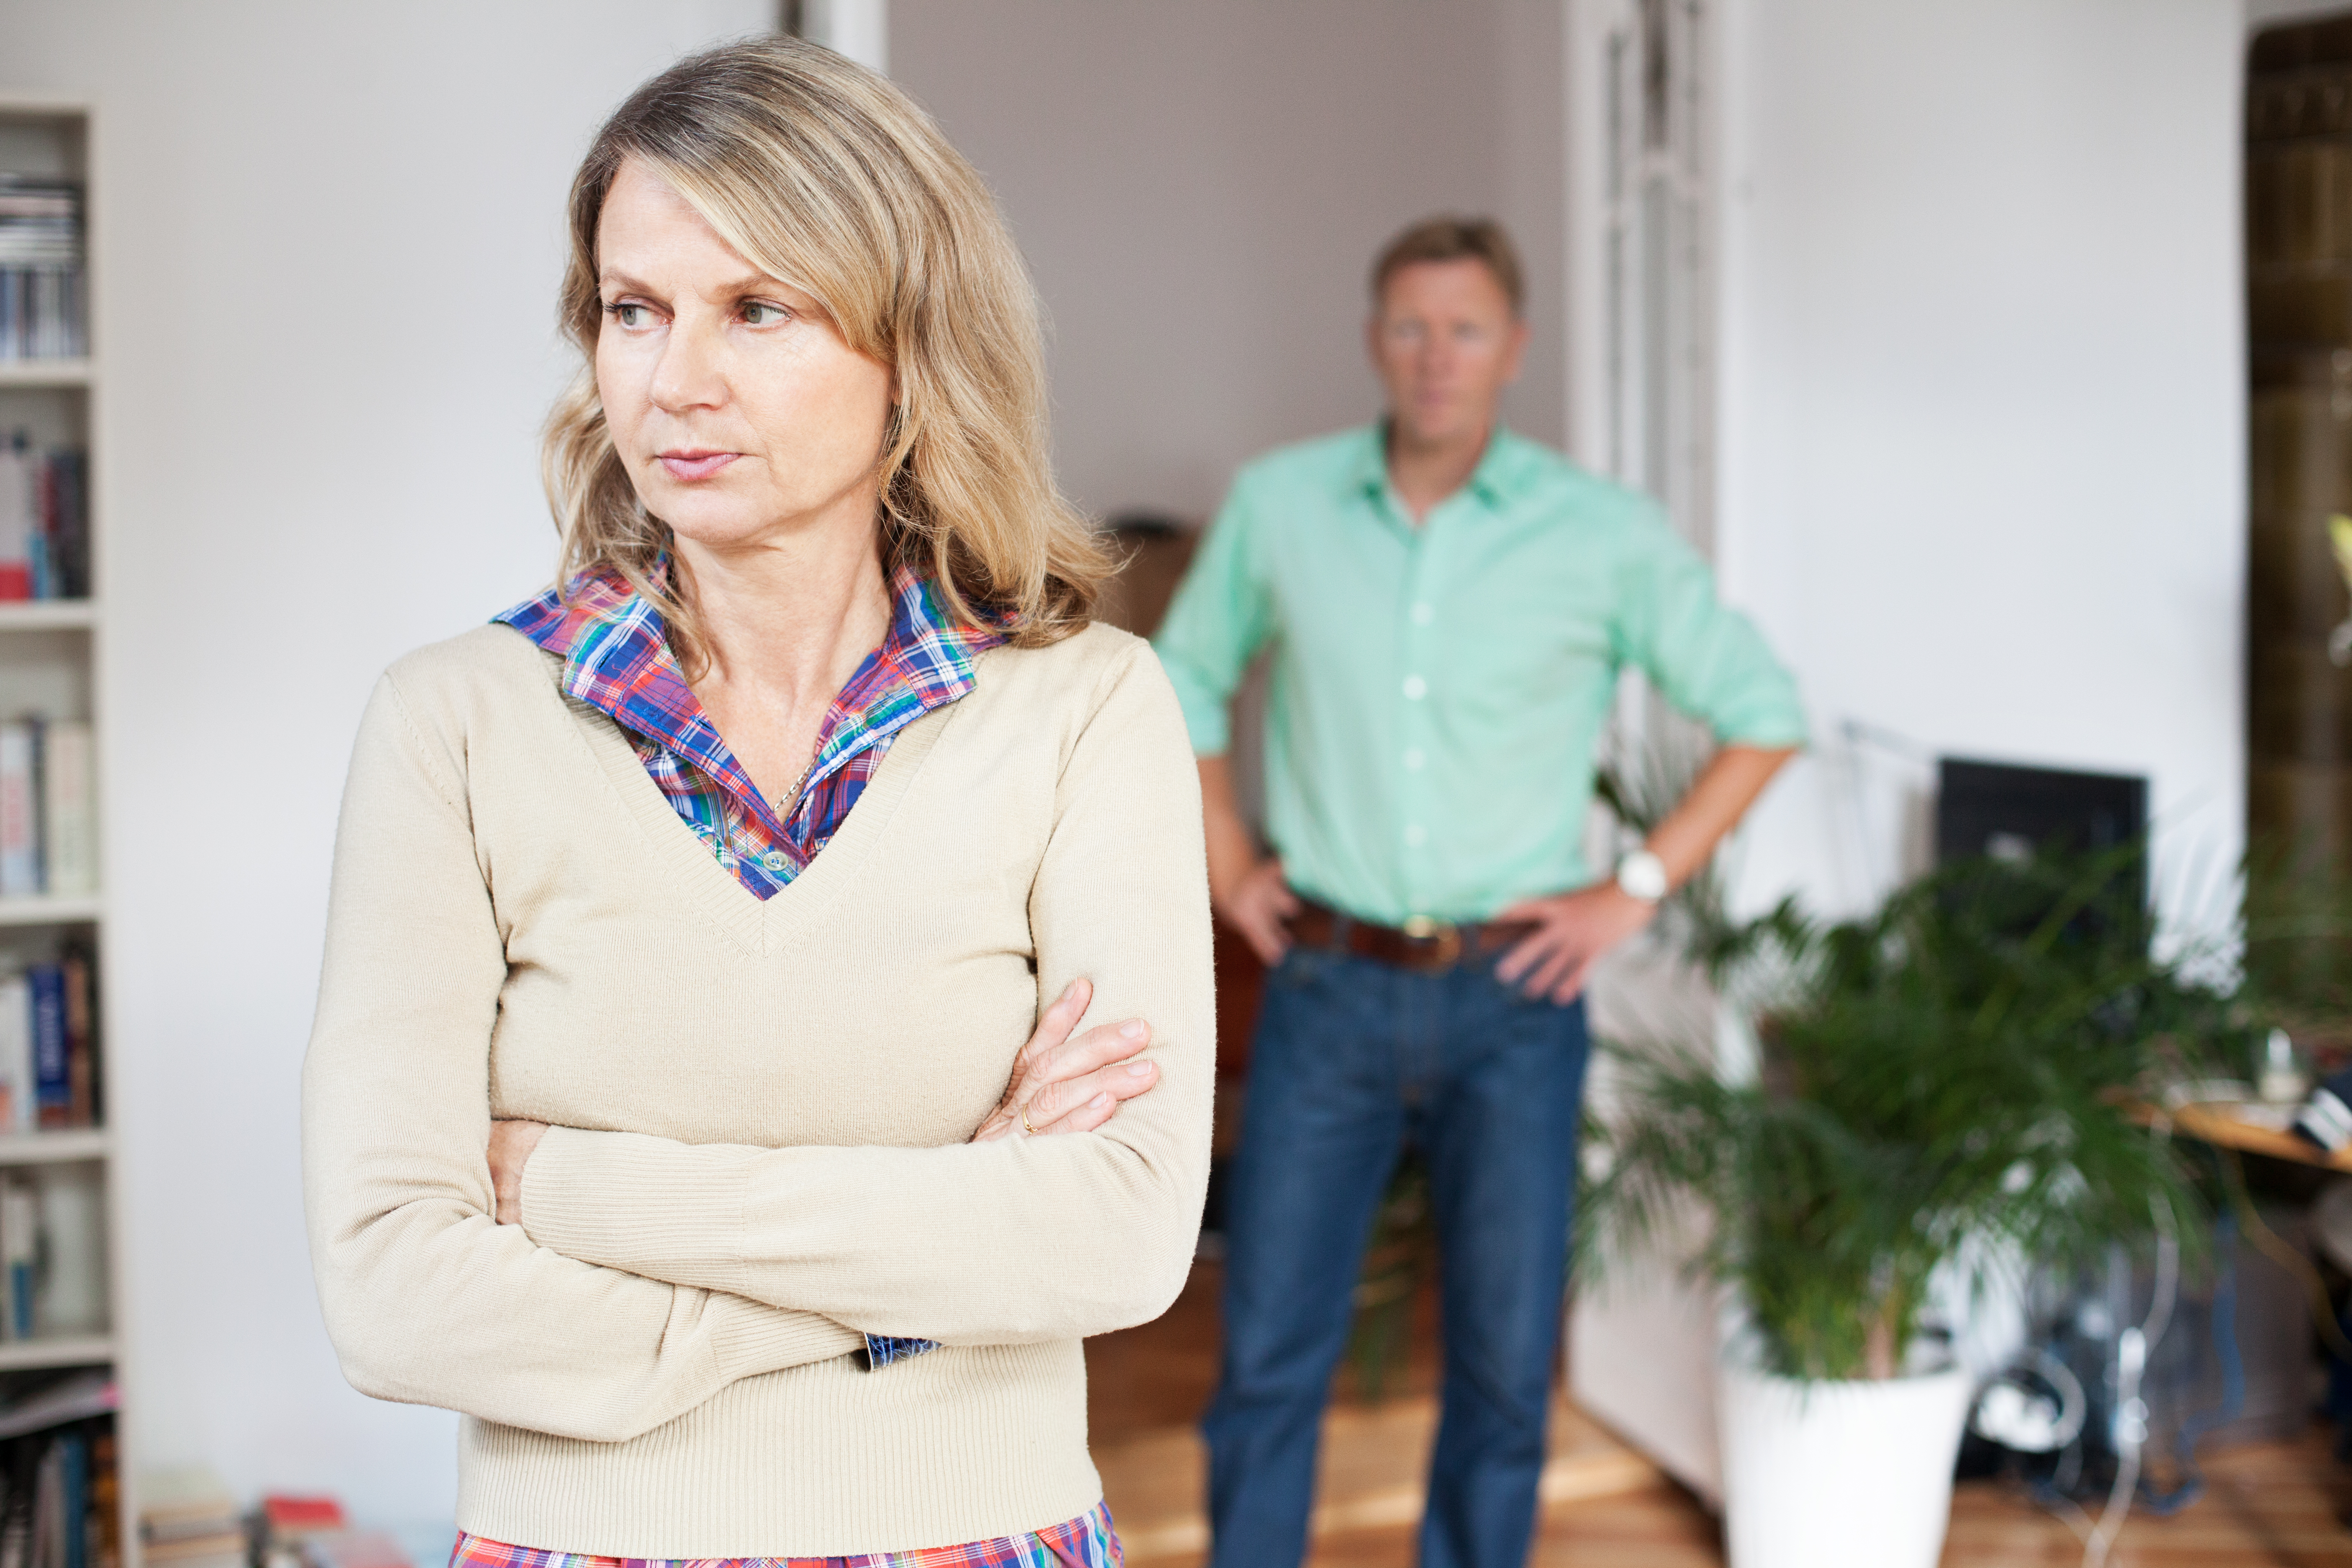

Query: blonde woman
[[302, 37, 1211, 1567]]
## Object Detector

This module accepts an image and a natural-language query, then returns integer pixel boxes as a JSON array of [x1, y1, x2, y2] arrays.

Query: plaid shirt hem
[[448, 1499, 1120, 1568]]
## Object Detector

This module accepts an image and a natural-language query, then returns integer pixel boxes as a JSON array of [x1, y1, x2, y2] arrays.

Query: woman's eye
[[742, 302, 792, 326], [606, 302, 655, 329]]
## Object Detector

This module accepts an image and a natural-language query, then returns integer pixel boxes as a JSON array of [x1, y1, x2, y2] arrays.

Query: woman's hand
[[487, 1118, 549, 1225], [971, 977, 1160, 1142]]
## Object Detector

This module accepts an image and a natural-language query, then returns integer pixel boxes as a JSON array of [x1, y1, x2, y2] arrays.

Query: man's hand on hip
[[1493, 883, 1657, 1005], [1216, 858, 1300, 967]]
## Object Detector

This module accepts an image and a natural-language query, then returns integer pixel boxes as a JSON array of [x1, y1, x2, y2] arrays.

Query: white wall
[[1714, 0, 2248, 929], [890, 0, 1568, 521], [1, 0, 769, 1529]]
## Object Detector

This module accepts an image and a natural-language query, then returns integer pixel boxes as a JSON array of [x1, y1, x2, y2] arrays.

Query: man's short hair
[[1370, 216, 1524, 317]]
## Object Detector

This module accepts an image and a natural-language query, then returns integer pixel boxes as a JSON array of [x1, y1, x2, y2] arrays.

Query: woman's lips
[[658, 451, 739, 482]]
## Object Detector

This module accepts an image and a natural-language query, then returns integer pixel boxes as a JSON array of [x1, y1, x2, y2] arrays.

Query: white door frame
[[1563, 0, 1733, 1507], [1564, 0, 1722, 557]]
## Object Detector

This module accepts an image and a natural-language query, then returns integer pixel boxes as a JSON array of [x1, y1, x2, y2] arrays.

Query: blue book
[[59, 1432, 85, 1568], [28, 964, 66, 1128], [3, 1177, 36, 1339]]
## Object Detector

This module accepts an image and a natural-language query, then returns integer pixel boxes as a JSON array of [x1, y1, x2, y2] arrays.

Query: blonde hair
[[543, 35, 1106, 668]]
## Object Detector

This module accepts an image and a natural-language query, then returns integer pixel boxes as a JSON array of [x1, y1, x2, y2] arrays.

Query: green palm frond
[[1584, 843, 2234, 1382]]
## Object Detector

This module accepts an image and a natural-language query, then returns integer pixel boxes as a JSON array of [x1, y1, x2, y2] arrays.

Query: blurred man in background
[[1153, 216, 1804, 1568]]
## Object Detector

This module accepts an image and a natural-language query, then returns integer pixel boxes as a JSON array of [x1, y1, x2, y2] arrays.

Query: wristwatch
[[1615, 848, 1669, 903]]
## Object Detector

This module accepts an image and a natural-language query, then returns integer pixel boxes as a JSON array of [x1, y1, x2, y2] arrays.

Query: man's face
[[1367, 258, 1529, 449]]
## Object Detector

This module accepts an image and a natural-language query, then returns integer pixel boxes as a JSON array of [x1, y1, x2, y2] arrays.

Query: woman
[[301, 36, 1211, 1565]]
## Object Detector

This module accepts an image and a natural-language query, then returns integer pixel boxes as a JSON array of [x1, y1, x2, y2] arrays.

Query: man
[[1153, 217, 1803, 1568]]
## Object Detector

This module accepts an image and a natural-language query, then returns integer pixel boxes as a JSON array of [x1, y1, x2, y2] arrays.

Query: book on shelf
[[2, 1181, 36, 1342], [38, 733, 90, 903], [0, 439, 89, 603], [0, 1128, 104, 1346], [0, 718, 98, 901], [0, 1421, 116, 1568], [31, 1171, 103, 1339], [0, 730, 32, 901], [0, 943, 98, 1138], [26, 972, 62, 1134], [0, 976, 27, 1135], [0, 179, 84, 365]]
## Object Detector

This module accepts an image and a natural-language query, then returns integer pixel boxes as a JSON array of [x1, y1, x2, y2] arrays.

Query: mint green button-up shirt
[[1152, 425, 1805, 925]]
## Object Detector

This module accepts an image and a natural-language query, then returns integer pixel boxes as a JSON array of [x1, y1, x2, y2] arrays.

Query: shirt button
[[1403, 748, 1426, 771], [1411, 602, 1434, 626], [1403, 824, 1428, 847], [1401, 675, 1427, 701], [761, 849, 787, 872]]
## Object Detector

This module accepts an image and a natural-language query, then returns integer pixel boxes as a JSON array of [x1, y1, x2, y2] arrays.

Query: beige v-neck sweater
[[301, 619, 1214, 1558]]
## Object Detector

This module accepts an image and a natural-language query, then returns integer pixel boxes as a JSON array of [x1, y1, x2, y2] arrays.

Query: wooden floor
[[1086, 1262, 2352, 1567]]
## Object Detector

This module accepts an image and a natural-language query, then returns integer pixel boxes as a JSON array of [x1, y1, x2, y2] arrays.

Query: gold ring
[[1020, 1103, 1039, 1136]]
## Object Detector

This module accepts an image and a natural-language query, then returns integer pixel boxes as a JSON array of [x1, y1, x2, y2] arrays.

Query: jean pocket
[[1270, 946, 1334, 990]]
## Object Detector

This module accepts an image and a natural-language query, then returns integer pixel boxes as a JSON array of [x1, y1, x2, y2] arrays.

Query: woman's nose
[[650, 317, 728, 412]]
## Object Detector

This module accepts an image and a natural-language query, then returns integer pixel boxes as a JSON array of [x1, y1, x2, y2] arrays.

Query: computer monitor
[[1935, 756, 2150, 921]]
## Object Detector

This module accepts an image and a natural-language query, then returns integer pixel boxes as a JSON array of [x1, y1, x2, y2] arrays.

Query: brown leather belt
[[1286, 899, 1536, 975]]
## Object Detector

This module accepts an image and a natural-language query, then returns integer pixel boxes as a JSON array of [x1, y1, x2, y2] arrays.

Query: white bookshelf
[[0, 363, 89, 391], [0, 1129, 104, 1167], [0, 603, 97, 632], [0, 896, 101, 928], [0, 90, 124, 1566], [0, 1336, 110, 1375]]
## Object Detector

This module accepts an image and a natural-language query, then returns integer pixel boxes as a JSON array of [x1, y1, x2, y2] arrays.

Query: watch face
[[1618, 851, 1669, 902]]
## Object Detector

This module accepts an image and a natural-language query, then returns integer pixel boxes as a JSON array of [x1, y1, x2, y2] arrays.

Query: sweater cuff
[[520, 1124, 748, 1284]]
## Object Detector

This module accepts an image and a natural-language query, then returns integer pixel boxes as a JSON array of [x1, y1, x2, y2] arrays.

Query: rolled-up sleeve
[[1152, 477, 1274, 756], [1612, 505, 1807, 748]]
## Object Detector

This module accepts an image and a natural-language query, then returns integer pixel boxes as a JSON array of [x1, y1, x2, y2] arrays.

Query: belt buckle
[[1400, 914, 1462, 970]]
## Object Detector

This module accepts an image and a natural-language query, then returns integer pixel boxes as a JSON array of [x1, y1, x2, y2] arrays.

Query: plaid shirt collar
[[495, 559, 1004, 843]]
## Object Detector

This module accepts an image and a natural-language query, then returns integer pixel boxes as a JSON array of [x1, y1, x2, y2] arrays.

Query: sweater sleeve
[[516, 640, 1217, 1345], [301, 672, 867, 1444]]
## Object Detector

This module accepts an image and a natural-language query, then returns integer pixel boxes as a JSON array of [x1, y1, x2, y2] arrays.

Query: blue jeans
[[1200, 944, 1591, 1568]]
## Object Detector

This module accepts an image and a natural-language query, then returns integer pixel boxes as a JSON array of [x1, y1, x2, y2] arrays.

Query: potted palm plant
[[1585, 850, 2231, 1568]]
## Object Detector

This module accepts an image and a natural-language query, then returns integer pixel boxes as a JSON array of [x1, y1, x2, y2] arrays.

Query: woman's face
[[594, 158, 896, 557]]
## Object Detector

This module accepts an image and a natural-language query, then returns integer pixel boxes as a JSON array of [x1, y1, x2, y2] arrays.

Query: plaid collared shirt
[[495, 560, 1005, 1374], [447, 1498, 1121, 1568], [497, 561, 1004, 900]]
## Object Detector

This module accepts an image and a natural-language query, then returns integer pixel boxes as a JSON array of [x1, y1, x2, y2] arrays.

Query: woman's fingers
[[1028, 1016, 1151, 1093], [1006, 977, 1093, 1096], [970, 988, 1157, 1142], [1027, 1055, 1161, 1136]]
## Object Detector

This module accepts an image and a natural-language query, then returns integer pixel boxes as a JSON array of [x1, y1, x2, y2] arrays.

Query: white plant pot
[[1717, 1359, 1976, 1568]]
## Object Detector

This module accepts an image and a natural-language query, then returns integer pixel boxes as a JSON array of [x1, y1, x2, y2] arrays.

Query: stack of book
[[0, 438, 88, 602], [0, 180, 83, 364], [139, 1470, 239, 1568], [256, 1498, 340, 1568], [0, 719, 95, 900], [0, 942, 96, 1134], [1, 1390, 117, 1568]]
